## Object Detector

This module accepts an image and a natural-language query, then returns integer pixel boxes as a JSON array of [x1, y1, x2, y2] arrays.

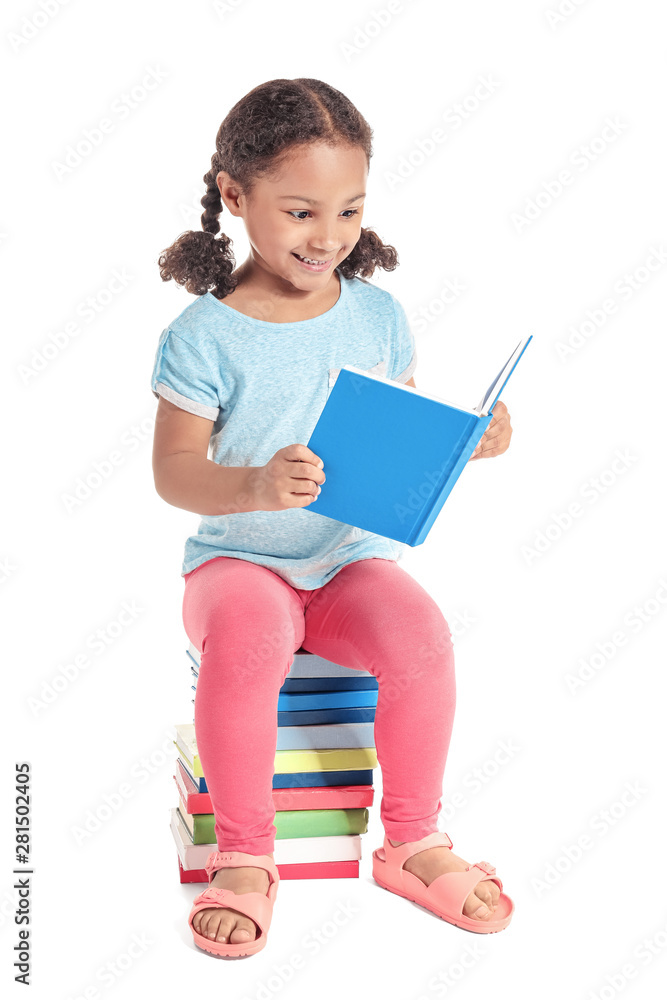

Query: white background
[[3, 0, 667, 997]]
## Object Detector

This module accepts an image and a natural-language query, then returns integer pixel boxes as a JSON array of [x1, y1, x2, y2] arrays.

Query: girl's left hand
[[469, 401, 512, 460]]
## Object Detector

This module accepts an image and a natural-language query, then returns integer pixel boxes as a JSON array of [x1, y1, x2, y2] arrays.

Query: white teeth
[[296, 253, 329, 265]]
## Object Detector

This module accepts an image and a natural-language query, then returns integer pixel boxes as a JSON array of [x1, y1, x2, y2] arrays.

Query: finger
[[485, 413, 509, 436], [290, 474, 320, 496], [471, 435, 493, 458], [471, 437, 504, 460], [479, 418, 510, 447], [485, 424, 513, 450], [291, 480, 318, 493], [292, 444, 324, 468], [476, 430, 503, 451], [475, 443, 505, 459], [486, 403, 508, 427], [292, 462, 325, 483]]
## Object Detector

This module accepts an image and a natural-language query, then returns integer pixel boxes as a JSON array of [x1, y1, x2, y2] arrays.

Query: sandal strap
[[189, 885, 275, 937], [424, 862, 504, 918], [383, 831, 453, 870], [204, 850, 279, 887]]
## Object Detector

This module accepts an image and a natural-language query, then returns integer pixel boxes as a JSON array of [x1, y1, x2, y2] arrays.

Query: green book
[[179, 806, 369, 845]]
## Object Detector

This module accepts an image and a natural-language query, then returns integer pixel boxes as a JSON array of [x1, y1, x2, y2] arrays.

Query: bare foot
[[192, 855, 273, 944], [388, 839, 500, 921]]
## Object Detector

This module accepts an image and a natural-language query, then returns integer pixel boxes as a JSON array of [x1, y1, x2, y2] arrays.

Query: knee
[[395, 605, 455, 676], [197, 604, 297, 682], [374, 613, 454, 705], [415, 612, 455, 672], [370, 604, 454, 680]]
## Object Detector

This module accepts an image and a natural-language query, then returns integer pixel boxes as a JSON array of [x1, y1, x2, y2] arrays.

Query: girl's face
[[218, 142, 367, 290]]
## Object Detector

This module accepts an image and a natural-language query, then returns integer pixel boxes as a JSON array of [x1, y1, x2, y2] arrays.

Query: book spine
[[409, 412, 492, 545]]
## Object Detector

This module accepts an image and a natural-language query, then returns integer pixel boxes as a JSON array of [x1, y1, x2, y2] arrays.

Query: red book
[[174, 758, 374, 814], [177, 855, 360, 883]]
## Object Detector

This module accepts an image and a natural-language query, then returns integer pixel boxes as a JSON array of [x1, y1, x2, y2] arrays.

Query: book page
[[474, 336, 531, 414]]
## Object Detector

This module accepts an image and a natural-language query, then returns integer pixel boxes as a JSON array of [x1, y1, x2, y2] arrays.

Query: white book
[[169, 807, 363, 869], [187, 641, 374, 679]]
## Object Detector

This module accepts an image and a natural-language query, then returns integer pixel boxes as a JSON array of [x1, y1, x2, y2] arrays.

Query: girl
[[151, 78, 514, 958]]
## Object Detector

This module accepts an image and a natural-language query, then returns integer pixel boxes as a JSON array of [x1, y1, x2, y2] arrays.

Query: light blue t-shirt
[[150, 269, 417, 589]]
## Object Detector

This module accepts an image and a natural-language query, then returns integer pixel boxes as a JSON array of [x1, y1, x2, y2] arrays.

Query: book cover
[[174, 725, 378, 777], [176, 719, 374, 755], [177, 752, 374, 792], [306, 335, 532, 545], [276, 722, 376, 750], [174, 760, 374, 813], [277, 706, 376, 726], [190, 665, 378, 694], [169, 807, 363, 871], [187, 642, 375, 681], [177, 855, 360, 883], [189, 686, 379, 712], [177, 801, 369, 844], [277, 676, 378, 693], [271, 769, 374, 788]]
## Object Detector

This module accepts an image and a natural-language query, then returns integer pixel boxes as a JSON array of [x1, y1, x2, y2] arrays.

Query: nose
[[310, 220, 344, 254]]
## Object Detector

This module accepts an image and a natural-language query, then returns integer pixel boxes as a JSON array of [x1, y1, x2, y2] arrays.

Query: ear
[[217, 171, 244, 217]]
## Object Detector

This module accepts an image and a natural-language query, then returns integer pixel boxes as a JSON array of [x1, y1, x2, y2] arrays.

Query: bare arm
[[151, 396, 325, 516], [152, 397, 256, 516]]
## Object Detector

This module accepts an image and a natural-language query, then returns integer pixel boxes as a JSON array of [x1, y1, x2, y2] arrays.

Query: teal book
[[307, 335, 533, 545]]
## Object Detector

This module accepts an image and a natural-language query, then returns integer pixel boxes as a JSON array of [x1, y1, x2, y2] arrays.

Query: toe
[[229, 913, 258, 943], [205, 911, 223, 940], [214, 913, 236, 941], [474, 884, 497, 914], [195, 907, 233, 942], [485, 881, 500, 910], [463, 890, 492, 921]]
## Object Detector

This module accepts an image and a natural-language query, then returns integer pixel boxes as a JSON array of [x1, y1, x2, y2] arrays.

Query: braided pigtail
[[157, 151, 238, 299]]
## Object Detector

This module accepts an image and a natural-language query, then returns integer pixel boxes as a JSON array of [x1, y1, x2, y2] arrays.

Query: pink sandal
[[188, 850, 280, 957], [372, 831, 514, 934]]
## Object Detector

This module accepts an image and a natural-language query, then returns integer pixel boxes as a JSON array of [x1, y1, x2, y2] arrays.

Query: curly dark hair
[[157, 78, 398, 300]]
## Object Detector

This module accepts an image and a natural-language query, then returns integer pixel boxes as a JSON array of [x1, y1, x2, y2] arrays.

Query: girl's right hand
[[247, 443, 326, 511]]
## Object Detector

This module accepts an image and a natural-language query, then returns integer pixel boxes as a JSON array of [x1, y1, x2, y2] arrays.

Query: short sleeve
[[150, 327, 220, 421], [390, 297, 417, 383]]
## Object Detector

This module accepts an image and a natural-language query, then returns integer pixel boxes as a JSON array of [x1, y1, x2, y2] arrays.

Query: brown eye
[[287, 209, 360, 220]]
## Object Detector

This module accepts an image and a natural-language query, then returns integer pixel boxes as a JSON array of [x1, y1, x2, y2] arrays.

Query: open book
[[306, 335, 533, 546]]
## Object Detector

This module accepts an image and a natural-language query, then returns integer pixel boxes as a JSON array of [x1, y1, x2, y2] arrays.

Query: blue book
[[272, 769, 374, 789], [191, 686, 378, 711], [278, 706, 376, 726], [178, 756, 374, 792], [278, 676, 378, 693], [188, 662, 377, 693], [306, 335, 533, 546], [187, 644, 378, 689], [276, 722, 375, 750]]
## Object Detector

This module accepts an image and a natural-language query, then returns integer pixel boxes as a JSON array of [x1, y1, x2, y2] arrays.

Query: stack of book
[[170, 642, 379, 882]]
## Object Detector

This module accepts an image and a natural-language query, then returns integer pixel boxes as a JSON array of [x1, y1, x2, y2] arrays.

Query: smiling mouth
[[293, 252, 334, 265]]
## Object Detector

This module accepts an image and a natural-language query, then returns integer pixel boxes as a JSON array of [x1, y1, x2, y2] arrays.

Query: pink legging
[[182, 555, 456, 855]]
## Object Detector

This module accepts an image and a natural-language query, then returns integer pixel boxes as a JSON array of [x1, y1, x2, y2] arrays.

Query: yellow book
[[173, 723, 377, 779]]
